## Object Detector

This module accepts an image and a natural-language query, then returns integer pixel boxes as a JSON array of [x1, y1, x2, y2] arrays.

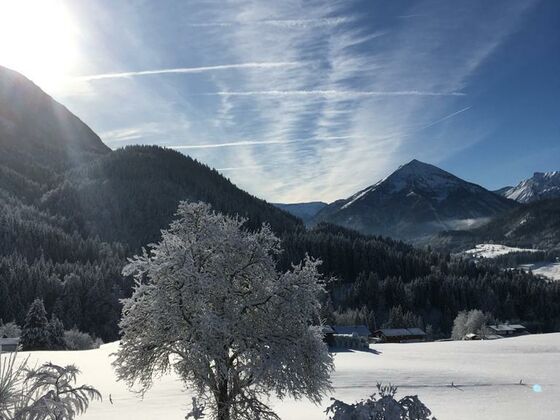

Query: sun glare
[[0, 0, 79, 92]]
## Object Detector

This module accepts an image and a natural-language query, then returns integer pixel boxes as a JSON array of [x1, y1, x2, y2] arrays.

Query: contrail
[[207, 90, 466, 98], [188, 17, 351, 28], [170, 139, 295, 150], [421, 106, 472, 129], [75, 62, 299, 81]]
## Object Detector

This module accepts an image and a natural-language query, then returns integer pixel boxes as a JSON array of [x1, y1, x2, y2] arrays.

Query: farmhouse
[[0, 337, 19, 352], [322, 325, 372, 350], [488, 324, 529, 337], [374, 328, 427, 343], [331, 325, 371, 338]]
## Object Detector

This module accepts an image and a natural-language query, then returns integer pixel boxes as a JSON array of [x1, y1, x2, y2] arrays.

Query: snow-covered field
[[463, 243, 540, 259], [520, 262, 560, 281], [8, 333, 560, 419]]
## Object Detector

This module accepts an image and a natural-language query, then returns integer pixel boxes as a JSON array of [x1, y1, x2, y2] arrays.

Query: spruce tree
[[21, 299, 50, 350], [48, 315, 66, 350]]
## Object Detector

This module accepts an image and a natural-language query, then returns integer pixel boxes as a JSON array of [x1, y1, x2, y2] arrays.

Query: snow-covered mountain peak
[[501, 171, 560, 203]]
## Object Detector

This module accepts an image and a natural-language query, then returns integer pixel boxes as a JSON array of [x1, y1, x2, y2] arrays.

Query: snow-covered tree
[[48, 315, 66, 350], [451, 309, 488, 340], [21, 299, 50, 350], [0, 321, 21, 338], [113, 202, 333, 420]]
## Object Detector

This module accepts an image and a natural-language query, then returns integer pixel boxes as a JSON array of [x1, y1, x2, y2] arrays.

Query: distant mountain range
[[273, 201, 327, 224], [498, 171, 560, 203], [309, 159, 516, 243]]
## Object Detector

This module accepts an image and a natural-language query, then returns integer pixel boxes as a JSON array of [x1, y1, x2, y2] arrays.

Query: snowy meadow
[[6, 334, 558, 420]]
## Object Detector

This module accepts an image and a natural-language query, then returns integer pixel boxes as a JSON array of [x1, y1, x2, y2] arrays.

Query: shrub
[[64, 329, 102, 351], [326, 383, 435, 420]]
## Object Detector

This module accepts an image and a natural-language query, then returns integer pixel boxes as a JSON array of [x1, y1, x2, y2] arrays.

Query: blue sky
[[3, 0, 559, 203]]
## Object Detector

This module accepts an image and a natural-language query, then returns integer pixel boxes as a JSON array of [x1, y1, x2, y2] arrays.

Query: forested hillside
[[280, 223, 560, 336], [40, 145, 302, 249]]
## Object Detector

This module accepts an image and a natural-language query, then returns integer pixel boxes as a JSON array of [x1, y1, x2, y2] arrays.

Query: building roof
[[489, 324, 516, 332], [375, 328, 427, 337], [331, 325, 371, 336], [0, 337, 19, 345], [321, 325, 335, 334]]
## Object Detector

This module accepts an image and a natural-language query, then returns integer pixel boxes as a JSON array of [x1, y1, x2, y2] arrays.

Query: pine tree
[[48, 315, 66, 350], [21, 299, 50, 350]]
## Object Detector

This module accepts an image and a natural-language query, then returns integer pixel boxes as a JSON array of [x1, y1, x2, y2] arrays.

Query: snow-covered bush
[[64, 328, 102, 350], [114, 202, 333, 420], [325, 383, 435, 420]]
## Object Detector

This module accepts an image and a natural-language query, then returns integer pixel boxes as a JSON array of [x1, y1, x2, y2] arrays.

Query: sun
[[0, 0, 80, 92]]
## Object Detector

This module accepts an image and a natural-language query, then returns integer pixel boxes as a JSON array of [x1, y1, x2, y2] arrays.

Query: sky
[[0, 0, 559, 203]]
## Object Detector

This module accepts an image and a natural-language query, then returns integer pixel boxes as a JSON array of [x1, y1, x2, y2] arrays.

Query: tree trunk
[[216, 381, 230, 420]]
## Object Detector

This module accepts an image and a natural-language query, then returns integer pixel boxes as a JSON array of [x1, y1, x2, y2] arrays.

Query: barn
[[373, 328, 427, 343]]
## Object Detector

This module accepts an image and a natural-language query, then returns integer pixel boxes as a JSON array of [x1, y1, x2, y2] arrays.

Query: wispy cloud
[[207, 90, 466, 98], [74, 62, 300, 81], [58, 0, 537, 203], [170, 139, 294, 149], [187, 17, 352, 28]]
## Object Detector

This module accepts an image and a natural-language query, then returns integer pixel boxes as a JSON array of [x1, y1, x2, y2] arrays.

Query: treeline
[[0, 192, 129, 341]]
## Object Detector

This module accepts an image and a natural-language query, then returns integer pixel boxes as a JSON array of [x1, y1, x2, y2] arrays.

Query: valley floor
[[9, 334, 560, 419]]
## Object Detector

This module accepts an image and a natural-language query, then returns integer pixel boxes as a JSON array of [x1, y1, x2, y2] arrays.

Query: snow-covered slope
[[501, 171, 560, 203], [520, 262, 560, 281], [463, 243, 541, 258], [8, 334, 560, 420], [314, 160, 516, 242]]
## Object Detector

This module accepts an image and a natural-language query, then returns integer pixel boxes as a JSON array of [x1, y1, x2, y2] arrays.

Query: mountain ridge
[[312, 159, 517, 242], [499, 171, 560, 203]]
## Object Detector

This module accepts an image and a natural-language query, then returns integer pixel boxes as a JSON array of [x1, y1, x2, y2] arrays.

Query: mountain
[[273, 201, 327, 224], [499, 171, 560, 203], [41, 145, 303, 249], [0, 65, 110, 200], [434, 197, 560, 251], [313, 159, 517, 242]]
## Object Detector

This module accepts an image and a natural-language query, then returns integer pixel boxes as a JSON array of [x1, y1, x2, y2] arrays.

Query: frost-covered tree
[[451, 309, 488, 340], [0, 322, 21, 338], [113, 202, 333, 420], [48, 315, 66, 350], [21, 299, 50, 350]]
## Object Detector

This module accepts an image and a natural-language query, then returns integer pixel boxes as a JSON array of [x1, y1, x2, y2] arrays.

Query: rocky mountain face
[[499, 171, 560, 203], [313, 159, 517, 242]]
